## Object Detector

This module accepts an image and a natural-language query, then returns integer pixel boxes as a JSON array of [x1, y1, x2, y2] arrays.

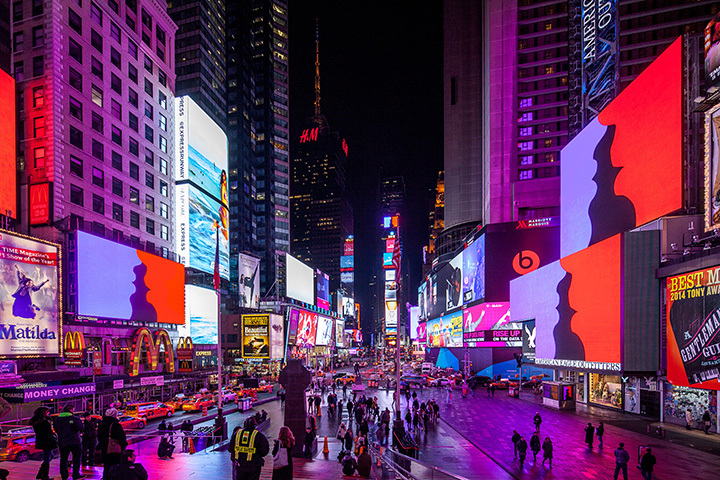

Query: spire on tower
[[314, 18, 322, 124]]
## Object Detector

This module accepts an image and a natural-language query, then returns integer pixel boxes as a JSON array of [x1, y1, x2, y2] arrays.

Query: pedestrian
[[181, 419, 193, 452], [98, 407, 128, 479], [432, 400, 440, 422], [491, 384, 496, 397], [404, 409, 412, 428], [82, 413, 99, 466], [347, 399, 354, 419], [596, 422, 605, 447], [639, 447, 656, 480], [107, 449, 148, 480], [703, 409, 712, 434], [338, 398, 344, 418], [470, 381, 476, 397], [303, 426, 315, 459], [159, 419, 167, 440], [157, 436, 175, 459], [344, 428, 354, 452], [308, 414, 317, 437], [613, 442, 630, 480], [307, 395, 314, 413], [685, 408, 693, 430], [542, 437, 553, 469], [343, 383, 348, 398], [166, 421, 175, 444], [517, 436, 528, 468], [314, 395, 321, 416], [271, 426, 294, 480], [533, 412, 542, 432], [376, 422, 386, 446], [29, 406, 58, 480], [530, 431, 541, 462], [54, 404, 85, 480], [229, 417, 270, 480], [584, 422, 595, 449], [511, 430, 521, 458], [357, 447, 372, 477]]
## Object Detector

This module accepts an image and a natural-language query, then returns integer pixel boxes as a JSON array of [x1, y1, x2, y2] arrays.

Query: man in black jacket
[[54, 405, 85, 480], [229, 417, 269, 480], [82, 413, 99, 466], [108, 449, 148, 480]]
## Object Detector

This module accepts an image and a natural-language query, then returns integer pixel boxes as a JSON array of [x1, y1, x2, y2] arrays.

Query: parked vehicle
[[183, 393, 216, 412], [427, 377, 451, 387], [214, 388, 237, 404], [118, 415, 146, 430], [489, 379, 517, 390], [421, 363, 434, 375], [124, 401, 174, 419], [166, 394, 189, 410], [0, 430, 42, 462], [334, 373, 356, 385]]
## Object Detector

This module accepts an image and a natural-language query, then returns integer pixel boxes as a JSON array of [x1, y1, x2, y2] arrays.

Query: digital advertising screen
[[0, 230, 59, 356], [335, 319, 344, 347], [383, 252, 393, 268], [462, 303, 520, 347], [287, 308, 299, 344], [316, 270, 330, 310], [270, 314, 284, 359], [315, 316, 333, 346], [706, 12, 720, 88], [241, 314, 270, 358], [667, 266, 720, 390], [426, 311, 463, 348], [76, 231, 185, 324], [342, 297, 355, 317], [385, 280, 397, 301], [385, 303, 397, 327], [0, 71, 15, 220], [295, 310, 318, 347], [462, 234, 485, 304], [445, 250, 463, 311], [286, 254, 314, 304], [706, 104, 720, 231], [180, 286, 218, 345], [417, 321, 427, 343], [409, 305, 420, 340], [238, 253, 260, 308], [340, 256, 354, 269]]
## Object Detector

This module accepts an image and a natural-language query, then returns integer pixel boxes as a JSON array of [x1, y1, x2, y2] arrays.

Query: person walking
[[542, 437, 553, 468], [703, 409, 712, 434], [347, 399, 354, 420], [596, 422, 605, 448], [271, 426, 294, 480], [491, 384, 496, 397], [343, 428, 354, 453], [54, 405, 85, 480], [613, 442, 630, 480], [516, 436, 528, 469], [82, 413, 98, 466], [533, 412, 542, 432], [106, 449, 148, 480], [511, 430, 521, 458], [343, 383, 348, 398], [98, 407, 127, 479], [445, 384, 452, 405], [229, 417, 270, 480], [303, 427, 315, 459], [584, 422, 595, 449], [307, 394, 314, 414], [640, 447, 656, 480], [685, 408, 693, 430], [338, 398, 344, 419], [530, 432, 541, 462], [376, 421, 386, 446], [29, 406, 58, 480]]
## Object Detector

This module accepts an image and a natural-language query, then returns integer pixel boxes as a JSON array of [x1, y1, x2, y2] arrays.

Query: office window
[[13, 32, 23, 53], [129, 137, 139, 156], [144, 125, 153, 142], [110, 21, 121, 42], [520, 155, 534, 165], [69, 67, 82, 91], [33, 117, 45, 138], [110, 47, 121, 68], [112, 177, 123, 196], [159, 202, 168, 219], [111, 99, 121, 119], [69, 38, 82, 63], [69, 126, 83, 148], [70, 185, 83, 206], [91, 139, 104, 160], [13, 61, 23, 81], [109, 0, 119, 14], [158, 113, 166, 131], [112, 151, 122, 171], [160, 224, 168, 241], [91, 30, 102, 53], [90, 2, 103, 25], [129, 162, 139, 180], [159, 158, 167, 176], [157, 26, 166, 46], [112, 203, 123, 222], [143, 54, 152, 74], [129, 186, 139, 204], [70, 155, 83, 177], [145, 171, 153, 188], [158, 69, 166, 87], [146, 218, 154, 235], [33, 147, 45, 168], [91, 85, 103, 107], [32, 26, 44, 47], [68, 9, 82, 34], [144, 78, 152, 95], [145, 148, 153, 166], [129, 112, 138, 132], [111, 125, 122, 145], [32, 56, 43, 77], [128, 64, 138, 83], [12, 1, 22, 23], [144, 101, 153, 119], [159, 180, 168, 197], [92, 167, 104, 187], [130, 211, 139, 228], [128, 39, 138, 60], [159, 136, 167, 153], [32, 86, 44, 108], [145, 194, 154, 212], [91, 112, 103, 133], [519, 170, 534, 180], [158, 91, 167, 109]]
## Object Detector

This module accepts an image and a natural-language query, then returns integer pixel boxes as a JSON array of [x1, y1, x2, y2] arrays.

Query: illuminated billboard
[[29, 183, 51, 226], [335, 319, 344, 347], [667, 266, 720, 390], [383, 252, 393, 268], [270, 314, 284, 359], [316, 270, 330, 310], [409, 306, 420, 340], [462, 235, 485, 304], [445, 250, 463, 311], [418, 322, 427, 343], [462, 303, 520, 347], [238, 253, 260, 308], [295, 309, 318, 347], [426, 311, 463, 348], [315, 316, 333, 346], [286, 254, 314, 304], [340, 256, 354, 269], [0, 230, 59, 356], [241, 314, 270, 358], [560, 37, 682, 258], [706, 12, 720, 88], [706, 103, 720, 231], [0, 71, 15, 219], [385, 305, 397, 328], [180, 286, 218, 344], [76, 231, 185, 324]]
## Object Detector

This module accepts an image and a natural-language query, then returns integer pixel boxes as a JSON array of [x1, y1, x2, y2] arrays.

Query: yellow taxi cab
[[124, 401, 174, 420], [183, 393, 215, 412], [0, 429, 42, 462]]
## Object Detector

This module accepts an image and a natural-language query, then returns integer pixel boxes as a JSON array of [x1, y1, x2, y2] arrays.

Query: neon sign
[[342, 139, 348, 156], [300, 127, 319, 143], [129, 327, 175, 376]]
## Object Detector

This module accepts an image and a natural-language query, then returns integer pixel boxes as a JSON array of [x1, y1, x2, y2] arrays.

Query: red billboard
[[0, 71, 16, 219], [295, 310, 318, 347], [29, 183, 51, 225]]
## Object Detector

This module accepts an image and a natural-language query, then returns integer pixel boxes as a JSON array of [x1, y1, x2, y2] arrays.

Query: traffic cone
[[188, 437, 196, 455], [322, 436, 329, 454], [318, 406, 322, 417], [377, 447, 383, 466]]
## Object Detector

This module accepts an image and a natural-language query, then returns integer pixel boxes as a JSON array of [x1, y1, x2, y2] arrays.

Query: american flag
[[392, 227, 401, 279]]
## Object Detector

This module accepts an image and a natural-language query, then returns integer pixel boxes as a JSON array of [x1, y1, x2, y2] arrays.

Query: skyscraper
[[14, 0, 177, 257]]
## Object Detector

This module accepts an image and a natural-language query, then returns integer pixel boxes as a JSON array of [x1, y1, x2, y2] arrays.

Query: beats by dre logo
[[513, 250, 540, 275]]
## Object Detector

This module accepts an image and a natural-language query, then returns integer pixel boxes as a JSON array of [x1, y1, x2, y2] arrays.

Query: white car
[[217, 389, 237, 404], [427, 377, 451, 387]]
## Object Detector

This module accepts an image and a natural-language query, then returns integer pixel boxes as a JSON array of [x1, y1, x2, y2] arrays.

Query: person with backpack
[[341, 451, 357, 475], [54, 405, 85, 480], [272, 426, 294, 480], [640, 447, 657, 480]]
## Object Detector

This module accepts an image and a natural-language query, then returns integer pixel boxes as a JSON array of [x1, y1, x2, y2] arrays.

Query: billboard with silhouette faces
[[76, 231, 185, 324]]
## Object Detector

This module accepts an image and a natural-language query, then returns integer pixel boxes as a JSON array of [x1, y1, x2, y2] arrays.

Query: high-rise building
[[14, 0, 177, 257], [291, 27, 352, 292], [422, 171, 444, 278], [168, 0, 227, 129], [226, 0, 290, 299], [0, 0, 10, 74]]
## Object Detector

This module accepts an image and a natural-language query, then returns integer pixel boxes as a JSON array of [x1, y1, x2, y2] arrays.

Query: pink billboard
[[295, 309, 318, 347], [463, 302, 520, 347]]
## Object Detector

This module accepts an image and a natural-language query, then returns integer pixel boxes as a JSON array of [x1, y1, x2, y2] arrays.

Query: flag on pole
[[213, 220, 220, 291], [392, 226, 401, 280]]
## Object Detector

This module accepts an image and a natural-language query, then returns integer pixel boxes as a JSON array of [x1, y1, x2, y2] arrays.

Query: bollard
[[322, 436, 329, 454]]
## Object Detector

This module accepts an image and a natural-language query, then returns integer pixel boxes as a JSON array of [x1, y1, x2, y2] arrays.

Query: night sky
[[289, 1, 444, 335]]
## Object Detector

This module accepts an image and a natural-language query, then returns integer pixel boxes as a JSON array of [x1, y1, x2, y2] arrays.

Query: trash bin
[[508, 386, 519, 398]]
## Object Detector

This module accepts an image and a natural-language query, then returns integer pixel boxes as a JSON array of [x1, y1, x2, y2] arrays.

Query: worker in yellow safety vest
[[229, 417, 269, 480]]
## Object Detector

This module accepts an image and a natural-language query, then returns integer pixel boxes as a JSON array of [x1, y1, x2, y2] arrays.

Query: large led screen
[[385, 305, 398, 328], [462, 235, 485, 304], [706, 104, 720, 231], [426, 311, 463, 348], [417, 322, 427, 342], [238, 253, 260, 308], [0, 72, 15, 220], [667, 266, 720, 390], [295, 310, 318, 347], [241, 314, 270, 358], [180, 286, 218, 344], [315, 316, 333, 346], [335, 319, 344, 348], [176, 184, 230, 279], [706, 12, 720, 88], [445, 251, 463, 311], [286, 255, 314, 304], [560, 37, 682, 258], [343, 297, 355, 317], [316, 270, 330, 310], [0, 230, 59, 355], [463, 303, 520, 347], [76, 231, 184, 324], [409, 306, 420, 340], [270, 314, 284, 359]]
